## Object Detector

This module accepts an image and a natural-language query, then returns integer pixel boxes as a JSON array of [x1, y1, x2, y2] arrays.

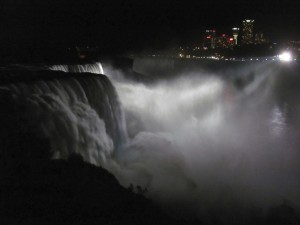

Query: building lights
[[232, 27, 239, 45], [242, 20, 254, 45]]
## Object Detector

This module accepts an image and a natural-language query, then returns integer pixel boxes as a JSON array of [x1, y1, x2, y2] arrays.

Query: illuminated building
[[232, 28, 239, 45], [241, 19, 254, 45], [203, 29, 216, 49]]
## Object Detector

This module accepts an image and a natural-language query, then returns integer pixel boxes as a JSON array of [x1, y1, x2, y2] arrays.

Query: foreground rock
[[0, 157, 183, 225]]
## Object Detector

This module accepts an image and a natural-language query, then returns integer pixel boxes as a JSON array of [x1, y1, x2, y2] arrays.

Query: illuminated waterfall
[[1, 60, 299, 224], [0, 73, 127, 165], [50, 62, 104, 74]]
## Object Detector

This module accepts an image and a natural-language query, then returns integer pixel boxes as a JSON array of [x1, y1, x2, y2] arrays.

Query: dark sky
[[1, 0, 299, 53]]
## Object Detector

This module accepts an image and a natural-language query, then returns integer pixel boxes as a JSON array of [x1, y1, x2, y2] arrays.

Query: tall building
[[203, 29, 216, 49], [232, 28, 239, 45], [241, 19, 254, 45]]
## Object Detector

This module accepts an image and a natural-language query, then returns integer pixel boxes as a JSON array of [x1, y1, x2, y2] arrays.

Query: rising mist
[[104, 60, 300, 223]]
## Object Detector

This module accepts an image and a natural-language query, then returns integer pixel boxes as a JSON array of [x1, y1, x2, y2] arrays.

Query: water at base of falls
[[107, 61, 300, 220], [1, 60, 300, 224]]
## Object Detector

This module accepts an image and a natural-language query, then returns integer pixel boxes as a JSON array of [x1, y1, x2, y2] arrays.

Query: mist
[[103, 61, 300, 222]]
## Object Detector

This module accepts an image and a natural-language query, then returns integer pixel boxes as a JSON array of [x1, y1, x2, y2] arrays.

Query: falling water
[[0, 71, 127, 165], [50, 62, 104, 74], [1, 60, 299, 224]]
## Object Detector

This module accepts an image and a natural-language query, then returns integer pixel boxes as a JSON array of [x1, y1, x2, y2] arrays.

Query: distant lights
[[193, 55, 297, 62], [278, 52, 292, 62]]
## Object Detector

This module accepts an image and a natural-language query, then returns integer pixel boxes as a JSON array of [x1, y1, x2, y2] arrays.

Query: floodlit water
[[3, 60, 298, 223], [104, 61, 300, 222]]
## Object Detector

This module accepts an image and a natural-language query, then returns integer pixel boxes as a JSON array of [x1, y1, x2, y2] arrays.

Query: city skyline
[[1, 0, 299, 53], [201, 19, 269, 50]]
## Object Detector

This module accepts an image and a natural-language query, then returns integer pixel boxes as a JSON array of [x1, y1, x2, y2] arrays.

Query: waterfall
[[1, 60, 300, 224], [50, 62, 104, 74], [0, 71, 127, 165]]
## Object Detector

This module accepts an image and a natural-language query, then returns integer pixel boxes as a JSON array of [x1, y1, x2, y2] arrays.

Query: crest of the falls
[[50, 62, 104, 74], [0, 71, 127, 165]]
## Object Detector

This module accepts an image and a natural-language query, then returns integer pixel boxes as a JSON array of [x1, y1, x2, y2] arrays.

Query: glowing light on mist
[[115, 78, 224, 130], [278, 52, 292, 62], [269, 106, 286, 137], [179, 80, 223, 101], [94, 62, 300, 225]]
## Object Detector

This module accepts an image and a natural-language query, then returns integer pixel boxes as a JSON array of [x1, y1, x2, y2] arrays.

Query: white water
[[2, 74, 127, 165], [103, 62, 300, 223], [9, 61, 296, 223], [50, 62, 104, 74]]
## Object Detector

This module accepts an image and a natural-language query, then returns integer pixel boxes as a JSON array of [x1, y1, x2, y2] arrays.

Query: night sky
[[1, 0, 300, 53]]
